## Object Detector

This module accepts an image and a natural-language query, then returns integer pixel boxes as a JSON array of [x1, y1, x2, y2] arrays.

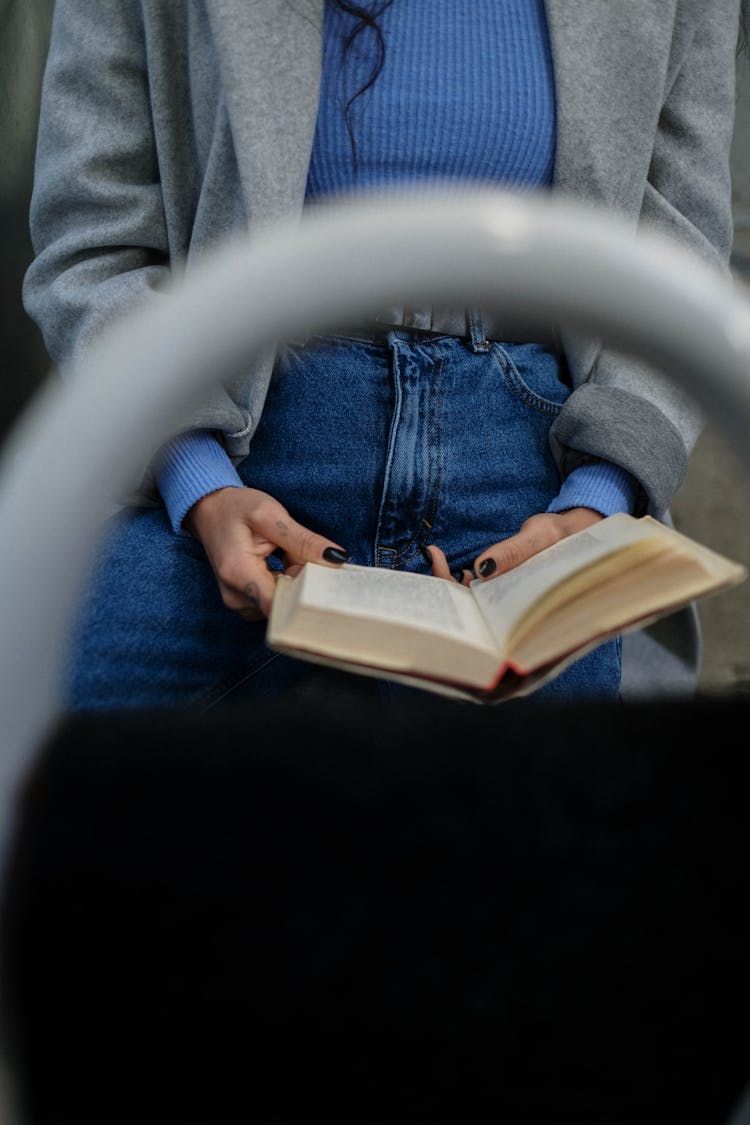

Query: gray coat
[[22, 0, 742, 695]]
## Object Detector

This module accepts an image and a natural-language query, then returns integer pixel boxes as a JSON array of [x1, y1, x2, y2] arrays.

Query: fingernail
[[478, 558, 496, 578], [418, 543, 432, 567], [322, 546, 350, 564]]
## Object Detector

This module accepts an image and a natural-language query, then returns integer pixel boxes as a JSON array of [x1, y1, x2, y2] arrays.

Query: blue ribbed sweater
[[155, 0, 637, 532]]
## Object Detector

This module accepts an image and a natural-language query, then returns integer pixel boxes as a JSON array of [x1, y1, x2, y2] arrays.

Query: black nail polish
[[478, 558, 496, 578], [418, 543, 432, 567], [322, 547, 350, 564]]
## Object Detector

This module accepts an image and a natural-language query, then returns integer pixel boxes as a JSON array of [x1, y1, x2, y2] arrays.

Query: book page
[[509, 551, 696, 672], [472, 512, 746, 663], [298, 563, 497, 651], [470, 514, 692, 653]]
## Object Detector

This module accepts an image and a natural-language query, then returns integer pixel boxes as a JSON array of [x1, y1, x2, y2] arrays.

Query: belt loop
[[466, 308, 491, 353]]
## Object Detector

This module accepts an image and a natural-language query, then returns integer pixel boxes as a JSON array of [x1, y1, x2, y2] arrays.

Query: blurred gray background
[[0, 0, 53, 438], [1, 1, 749, 696]]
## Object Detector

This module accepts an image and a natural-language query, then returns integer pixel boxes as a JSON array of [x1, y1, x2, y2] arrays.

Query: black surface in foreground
[[2, 693, 749, 1124]]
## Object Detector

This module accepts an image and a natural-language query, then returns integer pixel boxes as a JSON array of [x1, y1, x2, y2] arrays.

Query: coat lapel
[[545, 0, 677, 211], [205, 0, 324, 228]]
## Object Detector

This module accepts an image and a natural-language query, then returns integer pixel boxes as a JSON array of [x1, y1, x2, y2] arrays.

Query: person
[[21, 0, 744, 712]]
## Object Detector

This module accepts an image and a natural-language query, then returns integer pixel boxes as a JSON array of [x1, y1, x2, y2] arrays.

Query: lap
[[65, 506, 294, 712], [65, 503, 620, 713], [65, 335, 622, 712]]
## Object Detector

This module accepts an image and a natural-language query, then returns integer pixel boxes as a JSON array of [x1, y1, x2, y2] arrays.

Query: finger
[[474, 518, 561, 580], [217, 565, 278, 619], [422, 544, 470, 584], [252, 498, 350, 568], [277, 551, 335, 578], [422, 543, 452, 580], [240, 578, 267, 620]]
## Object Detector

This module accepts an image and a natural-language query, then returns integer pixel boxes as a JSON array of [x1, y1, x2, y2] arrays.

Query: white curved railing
[[1, 189, 750, 872]]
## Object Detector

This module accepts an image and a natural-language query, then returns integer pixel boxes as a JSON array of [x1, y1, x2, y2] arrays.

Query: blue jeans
[[65, 329, 621, 711]]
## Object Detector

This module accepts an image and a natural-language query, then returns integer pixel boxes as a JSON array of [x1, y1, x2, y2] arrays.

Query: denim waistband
[[352, 304, 562, 354]]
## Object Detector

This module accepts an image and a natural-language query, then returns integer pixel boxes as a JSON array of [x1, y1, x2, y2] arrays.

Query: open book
[[267, 514, 746, 703]]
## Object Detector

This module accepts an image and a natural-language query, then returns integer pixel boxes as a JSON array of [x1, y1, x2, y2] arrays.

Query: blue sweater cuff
[[546, 461, 640, 517], [153, 430, 244, 535], [154, 441, 638, 535]]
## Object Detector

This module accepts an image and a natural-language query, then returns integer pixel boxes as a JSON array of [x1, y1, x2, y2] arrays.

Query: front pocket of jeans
[[492, 344, 569, 415]]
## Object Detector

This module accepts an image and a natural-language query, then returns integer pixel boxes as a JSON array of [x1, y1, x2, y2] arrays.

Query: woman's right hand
[[183, 486, 350, 622]]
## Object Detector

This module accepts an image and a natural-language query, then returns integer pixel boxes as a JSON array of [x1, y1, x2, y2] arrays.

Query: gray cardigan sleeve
[[22, 0, 171, 370], [549, 0, 741, 519], [21, 0, 251, 503]]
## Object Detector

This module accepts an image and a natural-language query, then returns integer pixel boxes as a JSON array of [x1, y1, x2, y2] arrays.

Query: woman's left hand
[[426, 507, 604, 585]]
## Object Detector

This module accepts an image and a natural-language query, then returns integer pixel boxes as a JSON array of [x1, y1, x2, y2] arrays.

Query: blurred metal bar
[[0, 187, 749, 869]]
